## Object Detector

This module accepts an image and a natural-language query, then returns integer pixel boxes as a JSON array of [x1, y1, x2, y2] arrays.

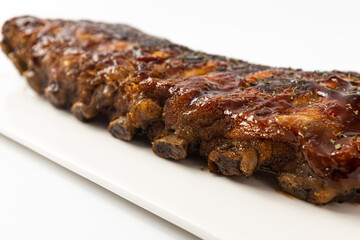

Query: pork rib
[[2, 16, 360, 204]]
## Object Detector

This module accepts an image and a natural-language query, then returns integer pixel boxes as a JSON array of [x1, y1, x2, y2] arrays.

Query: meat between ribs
[[2, 16, 360, 204]]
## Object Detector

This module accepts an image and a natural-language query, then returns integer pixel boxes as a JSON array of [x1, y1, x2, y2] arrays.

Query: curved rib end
[[152, 135, 188, 160]]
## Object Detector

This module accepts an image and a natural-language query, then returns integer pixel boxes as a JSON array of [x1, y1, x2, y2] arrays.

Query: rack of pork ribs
[[2, 16, 360, 204]]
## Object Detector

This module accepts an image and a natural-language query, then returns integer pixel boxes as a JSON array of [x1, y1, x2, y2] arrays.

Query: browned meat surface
[[2, 16, 360, 204]]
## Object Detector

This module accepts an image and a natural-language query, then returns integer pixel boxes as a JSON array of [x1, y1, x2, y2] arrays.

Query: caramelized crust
[[2, 16, 360, 204]]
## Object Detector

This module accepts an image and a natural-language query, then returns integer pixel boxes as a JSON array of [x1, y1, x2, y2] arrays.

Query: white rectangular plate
[[1, 69, 360, 239]]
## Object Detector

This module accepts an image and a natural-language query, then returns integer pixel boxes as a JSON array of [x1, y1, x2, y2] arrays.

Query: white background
[[1, 0, 360, 239], [0, 135, 198, 240]]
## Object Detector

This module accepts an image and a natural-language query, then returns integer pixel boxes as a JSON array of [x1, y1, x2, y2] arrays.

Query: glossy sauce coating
[[141, 70, 360, 179], [3, 16, 360, 204]]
